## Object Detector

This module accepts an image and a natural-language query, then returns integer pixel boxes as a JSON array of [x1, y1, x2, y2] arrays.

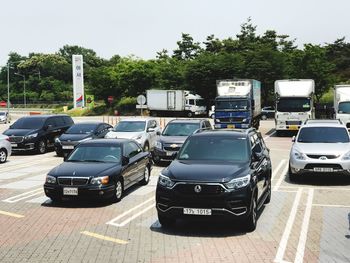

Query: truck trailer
[[334, 85, 350, 128], [214, 79, 261, 129], [146, 89, 207, 117], [274, 79, 315, 135]]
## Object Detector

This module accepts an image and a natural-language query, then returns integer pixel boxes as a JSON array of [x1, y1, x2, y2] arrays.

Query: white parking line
[[295, 188, 314, 263], [273, 163, 289, 191], [274, 188, 303, 263], [2, 188, 43, 203], [272, 159, 286, 181], [313, 204, 350, 208], [263, 131, 276, 141], [0, 174, 47, 189], [106, 197, 154, 227]]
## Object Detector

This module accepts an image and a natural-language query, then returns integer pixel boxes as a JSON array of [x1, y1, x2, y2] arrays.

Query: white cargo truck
[[146, 89, 207, 117], [275, 79, 315, 136], [334, 85, 350, 128]]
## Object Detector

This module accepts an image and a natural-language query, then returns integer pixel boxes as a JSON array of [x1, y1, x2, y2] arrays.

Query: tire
[[288, 164, 297, 182], [187, 112, 193, 118], [150, 111, 157, 117], [158, 213, 176, 227], [276, 130, 283, 137], [37, 140, 47, 154], [143, 142, 149, 152], [55, 150, 63, 157], [261, 115, 267, 120], [264, 180, 271, 204], [112, 179, 123, 203], [0, 149, 8, 163], [210, 114, 215, 119], [245, 195, 257, 232], [140, 166, 150, 185]]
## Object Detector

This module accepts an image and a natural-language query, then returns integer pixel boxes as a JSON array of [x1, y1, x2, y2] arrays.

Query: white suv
[[105, 118, 161, 151], [289, 119, 350, 181], [0, 134, 12, 163]]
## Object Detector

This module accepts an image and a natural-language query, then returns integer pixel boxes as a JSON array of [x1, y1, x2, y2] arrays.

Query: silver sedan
[[0, 134, 12, 163]]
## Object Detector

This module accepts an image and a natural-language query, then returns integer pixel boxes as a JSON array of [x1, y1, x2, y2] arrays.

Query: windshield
[[68, 145, 121, 163], [297, 127, 349, 143], [0, 112, 5, 116], [178, 136, 249, 161], [338, 102, 350, 114], [113, 121, 145, 132], [277, 98, 311, 112], [66, 124, 97, 134], [196, 99, 206, 106], [215, 99, 249, 111], [11, 117, 45, 129], [162, 123, 199, 136]]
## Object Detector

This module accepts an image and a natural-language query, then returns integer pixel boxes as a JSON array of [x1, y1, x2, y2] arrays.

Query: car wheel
[[55, 150, 63, 157], [245, 195, 257, 232], [158, 213, 176, 227], [0, 149, 8, 163], [143, 142, 149, 152], [140, 166, 150, 185], [37, 140, 47, 154], [113, 179, 123, 203], [288, 163, 297, 182], [187, 112, 193, 118], [276, 130, 283, 137], [264, 180, 271, 204], [261, 115, 267, 120], [210, 113, 215, 119]]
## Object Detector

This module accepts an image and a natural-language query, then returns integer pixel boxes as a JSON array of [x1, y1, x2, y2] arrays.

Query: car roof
[[168, 119, 207, 124], [70, 122, 106, 126], [19, 114, 70, 119], [191, 128, 255, 137], [301, 119, 346, 128], [118, 118, 155, 122], [79, 138, 131, 146]]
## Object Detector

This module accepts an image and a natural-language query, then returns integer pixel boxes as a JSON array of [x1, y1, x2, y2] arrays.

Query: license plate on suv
[[183, 208, 212, 216], [63, 187, 78, 196], [62, 145, 74, 150], [313, 167, 333, 172]]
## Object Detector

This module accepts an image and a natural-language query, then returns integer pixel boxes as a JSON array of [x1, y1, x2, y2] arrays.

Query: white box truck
[[334, 85, 350, 128], [146, 89, 207, 117], [275, 79, 315, 135]]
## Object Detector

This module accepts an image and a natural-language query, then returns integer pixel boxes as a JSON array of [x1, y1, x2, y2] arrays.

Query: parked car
[[55, 122, 113, 157], [0, 134, 11, 163], [261, 106, 275, 120], [105, 118, 160, 151], [3, 115, 74, 154], [156, 128, 272, 231], [289, 119, 350, 181], [152, 119, 212, 164], [0, 111, 11, 124], [44, 139, 152, 202]]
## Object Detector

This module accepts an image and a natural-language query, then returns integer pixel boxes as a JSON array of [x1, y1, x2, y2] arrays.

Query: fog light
[[295, 168, 300, 172], [99, 191, 104, 195]]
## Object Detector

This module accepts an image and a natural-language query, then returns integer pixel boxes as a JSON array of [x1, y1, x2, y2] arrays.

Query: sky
[[1, 0, 349, 66]]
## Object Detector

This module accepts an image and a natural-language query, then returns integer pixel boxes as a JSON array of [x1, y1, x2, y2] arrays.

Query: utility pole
[[7, 63, 10, 113]]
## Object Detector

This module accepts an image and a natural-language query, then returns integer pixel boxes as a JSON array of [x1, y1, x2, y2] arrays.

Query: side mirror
[[63, 154, 68, 161], [122, 156, 130, 165], [172, 152, 177, 158], [156, 131, 161, 136], [252, 151, 262, 162], [292, 136, 296, 142]]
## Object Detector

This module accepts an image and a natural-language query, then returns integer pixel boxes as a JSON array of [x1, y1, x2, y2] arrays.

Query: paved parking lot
[[0, 119, 349, 262]]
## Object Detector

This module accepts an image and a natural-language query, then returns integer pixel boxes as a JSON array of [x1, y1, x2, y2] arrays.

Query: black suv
[[152, 119, 212, 164], [3, 115, 74, 154], [156, 128, 272, 231]]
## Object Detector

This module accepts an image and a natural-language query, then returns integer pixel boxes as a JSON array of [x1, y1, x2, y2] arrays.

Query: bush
[[116, 97, 137, 114]]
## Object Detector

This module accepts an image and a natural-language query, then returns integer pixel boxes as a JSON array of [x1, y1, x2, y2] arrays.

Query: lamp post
[[14, 72, 26, 109], [7, 63, 10, 113]]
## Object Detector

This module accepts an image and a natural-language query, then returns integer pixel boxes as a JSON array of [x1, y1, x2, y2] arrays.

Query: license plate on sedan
[[11, 144, 17, 147], [183, 208, 212, 216], [288, 125, 299, 130], [227, 124, 235, 129], [63, 187, 78, 196], [62, 145, 74, 150], [313, 167, 333, 172]]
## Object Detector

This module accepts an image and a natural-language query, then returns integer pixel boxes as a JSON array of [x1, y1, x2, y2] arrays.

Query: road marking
[[295, 188, 314, 263], [0, 174, 47, 190], [0, 210, 24, 218], [2, 188, 43, 203], [272, 159, 286, 180], [313, 204, 350, 208], [273, 163, 289, 191], [106, 197, 154, 227], [279, 186, 350, 192], [274, 188, 303, 263], [26, 196, 50, 204], [263, 130, 276, 141], [80, 231, 128, 244]]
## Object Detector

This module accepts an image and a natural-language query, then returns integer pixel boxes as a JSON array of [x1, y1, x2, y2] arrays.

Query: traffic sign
[[137, 95, 146, 105], [0, 101, 6, 107]]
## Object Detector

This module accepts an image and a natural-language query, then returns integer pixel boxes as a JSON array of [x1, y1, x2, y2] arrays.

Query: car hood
[[48, 162, 121, 178], [294, 142, 350, 155], [106, 131, 143, 139], [3, 129, 37, 136], [59, 133, 92, 142], [164, 160, 250, 183], [159, 135, 187, 144]]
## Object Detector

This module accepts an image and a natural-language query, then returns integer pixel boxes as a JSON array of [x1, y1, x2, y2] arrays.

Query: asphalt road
[[0, 118, 349, 263]]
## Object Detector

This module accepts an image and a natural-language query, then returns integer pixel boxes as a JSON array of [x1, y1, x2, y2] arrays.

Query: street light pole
[[7, 63, 10, 113], [15, 72, 26, 109]]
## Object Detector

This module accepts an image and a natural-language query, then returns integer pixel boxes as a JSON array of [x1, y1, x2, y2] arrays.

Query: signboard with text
[[72, 55, 85, 108]]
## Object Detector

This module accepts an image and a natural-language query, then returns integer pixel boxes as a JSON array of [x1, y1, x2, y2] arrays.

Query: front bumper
[[214, 123, 250, 129], [11, 142, 35, 151], [153, 148, 177, 161]]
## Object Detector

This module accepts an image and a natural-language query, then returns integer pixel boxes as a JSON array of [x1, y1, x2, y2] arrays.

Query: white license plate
[[11, 144, 17, 147], [63, 187, 78, 196], [183, 208, 212, 216], [62, 145, 75, 150], [313, 167, 333, 172], [166, 151, 174, 156]]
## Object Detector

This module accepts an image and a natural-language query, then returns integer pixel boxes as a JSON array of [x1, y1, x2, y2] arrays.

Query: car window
[[114, 121, 146, 132], [124, 142, 142, 158], [63, 116, 74, 125], [55, 117, 66, 127], [162, 123, 200, 136], [68, 145, 121, 163], [10, 117, 46, 129], [297, 127, 350, 143], [45, 118, 57, 128], [188, 99, 195, 105]]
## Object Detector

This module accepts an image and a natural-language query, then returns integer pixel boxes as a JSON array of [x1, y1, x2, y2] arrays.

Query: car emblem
[[170, 144, 178, 148], [319, 156, 327, 160], [194, 185, 202, 193]]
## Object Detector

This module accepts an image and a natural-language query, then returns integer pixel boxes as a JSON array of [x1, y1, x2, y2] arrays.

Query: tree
[[173, 33, 202, 60]]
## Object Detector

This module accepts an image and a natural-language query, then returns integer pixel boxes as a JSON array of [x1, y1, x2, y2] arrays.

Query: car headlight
[[292, 148, 307, 160], [155, 141, 162, 149], [46, 175, 57, 184], [79, 137, 92, 143], [158, 173, 175, 188], [224, 174, 250, 189], [133, 134, 142, 140], [91, 176, 109, 185], [342, 151, 350, 160], [24, 133, 38, 140]]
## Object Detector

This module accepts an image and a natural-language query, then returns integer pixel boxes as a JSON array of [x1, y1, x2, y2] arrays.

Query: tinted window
[[63, 116, 74, 125], [66, 124, 97, 134], [68, 145, 121, 163], [215, 99, 248, 110], [11, 117, 46, 129], [162, 123, 199, 136], [178, 136, 249, 162], [124, 142, 141, 158], [188, 99, 195, 105], [196, 99, 206, 106], [277, 98, 311, 112], [0, 112, 5, 116], [55, 117, 65, 127], [297, 127, 349, 143], [113, 121, 146, 132], [338, 102, 350, 114]]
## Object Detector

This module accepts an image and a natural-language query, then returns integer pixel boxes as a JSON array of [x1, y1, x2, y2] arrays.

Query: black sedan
[[54, 122, 112, 157], [44, 139, 152, 202], [156, 129, 271, 231]]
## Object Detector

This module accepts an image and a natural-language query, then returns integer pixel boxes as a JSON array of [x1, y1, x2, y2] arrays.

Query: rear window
[[162, 123, 200, 136], [297, 127, 350, 143], [11, 117, 46, 129]]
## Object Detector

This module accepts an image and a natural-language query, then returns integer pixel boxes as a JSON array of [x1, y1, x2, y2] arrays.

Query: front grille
[[286, 121, 302, 125], [9, 136, 24, 143], [163, 143, 182, 151], [218, 117, 244, 123], [58, 177, 89, 186], [304, 164, 343, 169], [307, 155, 339, 159], [174, 184, 226, 195]]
